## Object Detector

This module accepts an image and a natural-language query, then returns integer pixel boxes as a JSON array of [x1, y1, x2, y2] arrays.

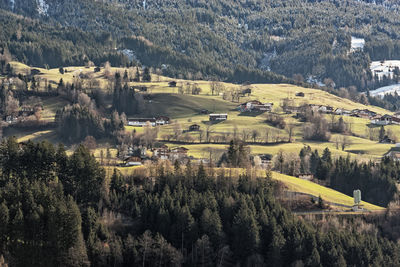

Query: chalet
[[123, 156, 142, 167], [308, 104, 334, 114], [156, 116, 170, 125], [152, 145, 189, 161], [189, 124, 200, 131], [127, 116, 170, 127], [209, 114, 228, 121], [168, 81, 177, 87], [295, 92, 305, 97], [319, 105, 334, 113], [153, 145, 169, 160], [371, 114, 400, 125], [334, 108, 351, 116], [128, 118, 156, 127], [352, 109, 376, 118], [237, 101, 273, 112], [170, 147, 189, 160], [298, 174, 314, 180]]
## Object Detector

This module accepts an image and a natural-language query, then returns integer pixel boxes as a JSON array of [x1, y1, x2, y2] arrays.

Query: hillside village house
[[209, 114, 228, 121], [152, 145, 189, 161], [351, 109, 377, 119], [153, 145, 169, 160], [371, 114, 400, 125], [309, 104, 334, 114], [128, 116, 170, 127], [237, 101, 273, 112], [123, 156, 143, 166], [298, 174, 314, 180], [170, 147, 189, 160], [334, 108, 351, 116]]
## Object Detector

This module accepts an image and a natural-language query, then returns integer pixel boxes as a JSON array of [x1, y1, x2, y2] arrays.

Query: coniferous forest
[[0, 138, 399, 266]]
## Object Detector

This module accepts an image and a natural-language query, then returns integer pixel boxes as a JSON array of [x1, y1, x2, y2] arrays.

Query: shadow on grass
[[201, 120, 225, 125], [238, 111, 266, 117], [346, 150, 366, 154]]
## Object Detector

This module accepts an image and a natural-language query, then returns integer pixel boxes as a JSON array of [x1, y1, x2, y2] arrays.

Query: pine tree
[[379, 126, 386, 142], [134, 67, 140, 82], [143, 67, 151, 82], [231, 204, 260, 262], [200, 208, 223, 248], [192, 235, 214, 267]]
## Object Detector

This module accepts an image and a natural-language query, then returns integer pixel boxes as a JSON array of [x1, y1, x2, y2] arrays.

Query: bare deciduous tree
[[285, 123, 296, 142], [5, 92, 19, 117]]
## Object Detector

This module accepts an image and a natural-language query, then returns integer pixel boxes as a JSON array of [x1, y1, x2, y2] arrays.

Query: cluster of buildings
[[308, 104, 377, 118], [5, 105, 39, 124], [296, 104, 380, 119], [122, 144, 191, 166], [237, 100, 273, 113], [127, 116, 170, 127]]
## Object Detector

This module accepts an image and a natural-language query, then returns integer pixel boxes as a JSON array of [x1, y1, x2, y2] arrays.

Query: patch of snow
[[259, 48, 277, 71], [370, 60, 400, 80], [143, 0, 146, 10], [307, 76, 325, 87], [369, 83, 400, 98], [9, 0, 15, 10], [351, 36, 365, 52], [37, 0, 49, 16], [120, 49, 136, 62]]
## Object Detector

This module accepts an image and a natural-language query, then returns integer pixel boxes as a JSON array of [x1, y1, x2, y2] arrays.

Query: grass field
[[6, 61, 400, 161], [271, 172, 384, 211]]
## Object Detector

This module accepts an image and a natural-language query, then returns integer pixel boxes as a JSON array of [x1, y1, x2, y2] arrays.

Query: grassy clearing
[[13, 129, 59, 143], [271, 172, 384, 211]]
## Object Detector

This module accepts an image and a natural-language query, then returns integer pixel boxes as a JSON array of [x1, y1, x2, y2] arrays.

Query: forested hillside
[[1, 138, 400, 266], [2, 0, 400, 89]]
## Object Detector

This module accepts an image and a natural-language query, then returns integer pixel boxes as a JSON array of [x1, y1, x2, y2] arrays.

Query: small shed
[[189, 124, 200, 131], [295, 92, 305, 97], [169, 81, 177, 87]]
